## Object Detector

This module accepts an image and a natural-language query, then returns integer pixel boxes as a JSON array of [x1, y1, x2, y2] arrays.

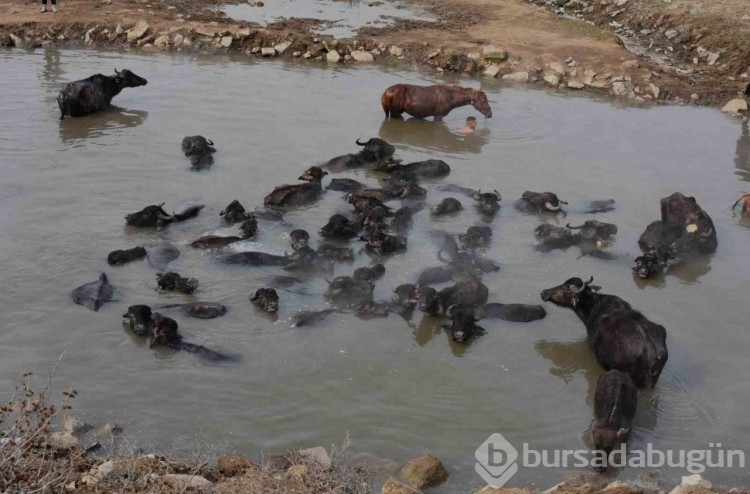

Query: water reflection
[[59, 107, 148, 143], [42, 48, 63, 84], [535, 339, 601, 405], [735, 120, 750, 181], [378, 119, 489, 154]]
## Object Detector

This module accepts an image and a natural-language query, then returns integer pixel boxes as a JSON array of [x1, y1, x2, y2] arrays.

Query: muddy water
[[1, 48, 750, 492], [222, 0, 434, 37]]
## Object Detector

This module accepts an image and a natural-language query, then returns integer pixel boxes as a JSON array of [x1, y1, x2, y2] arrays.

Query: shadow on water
[[378, 119, 489, 154], [58, 106, 148, 144], [535, 339, 601, 405]]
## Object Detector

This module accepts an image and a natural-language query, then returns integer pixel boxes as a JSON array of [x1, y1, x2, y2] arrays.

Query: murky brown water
[[1, 48, 750, 492]]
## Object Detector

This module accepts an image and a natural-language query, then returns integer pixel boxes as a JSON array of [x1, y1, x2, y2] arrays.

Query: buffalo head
[[148, 313, 181, 348], [393, 284, 418, 308], [123, 304, 153, 335], [355, 138, 395, 162], [114, 68, 148, 88], [444, 303, 483, 343], [125, 203, 173, 228], [540, 276, 600, 307], [250, 287, 279, 313], [473, 190, 502, 215], [298, 166, 328, 182], [289, 229, 310, 251]]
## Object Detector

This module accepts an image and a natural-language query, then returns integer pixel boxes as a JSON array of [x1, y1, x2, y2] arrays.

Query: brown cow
[[732, 193, 750, 217], [381, 84, 492, 121]]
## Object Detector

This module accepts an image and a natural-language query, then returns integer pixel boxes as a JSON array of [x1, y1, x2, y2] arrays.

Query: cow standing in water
[[381, 84, 492, 121], [57, 69, 147, 118]]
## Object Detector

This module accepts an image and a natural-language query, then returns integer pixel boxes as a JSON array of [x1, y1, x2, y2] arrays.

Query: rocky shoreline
[[0, 0, 748, 113]]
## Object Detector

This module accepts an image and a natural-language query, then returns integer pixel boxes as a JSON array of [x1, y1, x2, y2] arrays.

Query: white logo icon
[[475, 433, 519, 487]]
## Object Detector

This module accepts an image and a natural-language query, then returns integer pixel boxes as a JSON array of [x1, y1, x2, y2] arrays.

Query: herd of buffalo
[[60, 69, 750, 470]]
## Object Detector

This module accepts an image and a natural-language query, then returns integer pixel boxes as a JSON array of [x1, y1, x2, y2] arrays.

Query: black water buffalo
[[325, 276, 374, 308], [123, 304, 153, 335], [459, 225, 493, 250], [284, 246, 334, 274], [220, 200, 253, 223], [390, 207, 413, 235], [534, 224, 574, 251], [145, 242, 180, 271], [585, 199, 616, 214], [326, 178, 366, 192], [107, 246, 147, 266], [660, 192, 717, 255], [353, 263, 386, 283], [57, 68, 147, 119], [393, 284, 419, 309], [264, 167, 328, 208], [320, 214, 361, 240], [516, 191, 567, 213], [436, 232, 498, 278], [251, 288, 279, 313], [354, 301, 390, 319], [181, 136, 216, 169], [154, 302, 227, 319], [324, 138, 395, 171], [566, 220, 618, 253], [156, 272, 199, 294], [71, 273, 114, 312], [292, 309, 338, 327], [416, 266, 454, 287], [540, 277, 668, 389], [224, 251, 289, 266], [148, 313, 230, 361], [190, 219, 257, 249], [316, 243, 355, 262], [473, 190, 501, 216], [591, 370, 637, 471], [348, 194, 392, 216], [418, 281, 489, 316], [444, 304, 485, 343], [373, 159, 451, 179], [125, 203, 204, 229], [431, 197, 463, 216], [480, 303, 546, 322], [365, 231, 407, 256], [288, 229, 310, 251]]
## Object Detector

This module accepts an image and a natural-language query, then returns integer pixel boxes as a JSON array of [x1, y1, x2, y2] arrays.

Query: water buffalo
[[57, 68, 147, 119], [154, 302, 227, 319], [72, 273, 114, 311], [125, 203, 204, 229], [145, 242, 180, 271], [190, 219, 257, 249], [292, 309, 338, 328], [591, 370, 637, 471], [123, 305, 153, 335], [181, 136, 216, 169], [480, 303, 546, 322], [566, 220, 618, 254], [540, 277, 668, 389], [316, 243, 355, 262], [148, 313, 230, 361], [289, 229, 310, 251], [416, 266, 454, 287], [373, 159, 451, 179], [459, 225, 493, 250], [732, 193, 750, 217], [263, 166, 328, 208], [431, 198, 463, 216], [251, 288, 279, 313], [418, 281, 489, 316], [284, 246, 334, 274], [436, 232, 497, 278], [365, 231, 407, 256], [327, 178, 366, 192], [534, 224, 574, 251], [473, 190, 501, 216], [353, 264, 386, 283], [516, 191, 567, 213], [348, 194, 392, 216], [390, 207, 413, 235], [444, 304, 485, 343], [437, 184, 474, 196], [354, 301, 390, 319], [585, 199, 616, 214], [660, 192, 717, 255], [107, 246, 146, 266], [220, 200, 252, 224], [156, 272, 199, 294], [393, 284, 419, 309], [323, 138, 396, 171], [325, 276, 374, 308], [320, 214, 361, 240], [381, 84, 492, 120], [224, 251, 289, 266]]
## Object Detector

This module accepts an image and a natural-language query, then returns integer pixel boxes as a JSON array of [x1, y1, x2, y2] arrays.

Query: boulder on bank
[[218, 455, 256, 476], [46, 432, 81, 451], [722, 98, 748, 115], [400, 454, 448, 489], [382, 477, 423, 494]]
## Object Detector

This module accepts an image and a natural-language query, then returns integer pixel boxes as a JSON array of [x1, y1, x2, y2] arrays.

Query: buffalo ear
[[616, 427, 629, 438], [472, 190, 481, 201]]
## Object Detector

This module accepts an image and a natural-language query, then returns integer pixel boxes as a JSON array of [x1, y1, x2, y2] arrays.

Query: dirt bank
[[0, 0, 748, 108]]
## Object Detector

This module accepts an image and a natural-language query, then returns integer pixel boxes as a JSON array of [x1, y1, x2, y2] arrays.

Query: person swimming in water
[[459, 116, 477, 134]]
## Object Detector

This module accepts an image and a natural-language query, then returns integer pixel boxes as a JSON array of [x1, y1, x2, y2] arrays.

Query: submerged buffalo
[[591, 370, 637, 471], [443, 304, 485, 343], [458, 225, 493, 250], [156, 272, 199, 294], [373, 159, 451, 179], [324, 138, 396, 171], [327, 178, 366, 192], [224, 251, 289, 266], [145, 242, 180, 271], [320, 214, 361, 240], [325, 276, 374, 308], [148, 313, 230, 361], [72, 273, 114, 312], [57, 68, 147, 119], [107, 246, 146, 266], [516, 191, 567, 213], [125, 203, 204, 229], [181, 136, 216, 170], [480, 303, 546, 322], [123, 304, 154, 335], [154, 302, 227, 319], [585, 199, 616, 214], [381, 84, 492, 120], [190, 219, 257, 249], [473, 190, 501, 216], [220, 200, 253, 224], [431, 197, 463, 216], [541, 276, 668, 389], [251, 287, 279, 313], [353, 264, 386, 283], [263, 166, 328, 208], [418, 281, 489, 316]]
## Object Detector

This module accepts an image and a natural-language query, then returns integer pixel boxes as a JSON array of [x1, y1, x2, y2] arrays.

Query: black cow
[[107, 246, 147, 266], [324, 138, 395, 170], [540, 277, 668, 389], [220, 200, 252, 223], [181, 136, 216, 169], [57, 69, 147, 119], [125, 203, 204, 229], [473, 190, 501, 216], [431, 197, 463, 216], [591, 370, 637, 471], [148, 313, 230, 361], [156, 272, 199, 294], [373, 159, 451, 179], [320, 214, 361, 240], [418, 281, 489, 316], [444, 304, 485, 343], [660, 192, 717, 255], [251, 288, 279, 313], [459, 225, 493, 250], [325, 276, 374, 308], [516, 191, 567, 213]]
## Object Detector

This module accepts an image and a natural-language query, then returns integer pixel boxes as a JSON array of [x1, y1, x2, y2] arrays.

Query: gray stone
[[9, 34, 23, 48], [544, 74, 560, 86], [389, 45, 404, 57], [172, 33, 183, 46], [427, 50, 440, 59], [400, 454, 448, 488], [292, 51, 302, 57], [115, 24, 124, 35], [162, 474, 212, 491], [236, 27, 253, 38], [63, 415, 92, 437], [326, 49, 341, 63], [303, 51, 312, 59], [97, 422, 122, 437], [706, 51, 720, 65], [126, 21, 150, 43], [502, 71, 529, 83], [220, 36, 233, 48], [615, 0, 628, 5], [649, 83, 660, 99], [154, 35, 170, 48], [351, 50, 374, 62], [621, 59, 640, 69], [47, 432, 81, 450], [261, 47, 275, 56], [467, 52, 481, 61], [483, 45, 508, 62], [298, 446, 332, 468], [274, 41, 291, 54], [721, 98, 747, 114], [548, 61, 566, 76], [567, 80, 585, 89], [612, 81, 632, 97], [194, 27, 216, 38], [484, 65, 501, 78], [664, 29, 679, 40], [381, 477, 422, 494]]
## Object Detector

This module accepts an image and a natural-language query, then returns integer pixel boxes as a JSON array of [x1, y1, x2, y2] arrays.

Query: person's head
[[465, 117, 477, 129]]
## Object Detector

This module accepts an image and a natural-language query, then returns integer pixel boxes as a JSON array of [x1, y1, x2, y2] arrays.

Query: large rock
[[47, 432, 81, 451], [194, 26, 216, 38], [326, 49, 341, 63], [612, 81, 633, 97], [544, 74, 560, 86], [173, 33, 184, 46], [722, 98, 747, 115], [261, 47, 276, 56], [162, 474, 212, 491], [603, 481, 642, 494], [220, 36, 233, 48], [567, 80, 585, 89], [381, 477, 422, 494], [484, 65, 501, 78], [298, 446, 332, 468], [681, 474, 712, 489], [400, 454, 448, 489], [351, 50, 375, 62], [218, 455, 255, 476], [126, 22, 150, 43], [649, 83, 661, 99], [154, 35, 170, 49], [502, 71, 529, 83], [483, 45, 508, 62], [63, 415, 92, 437], [274, 41, 291, 54], [389, 45, 404, 57], [548, 62, 566, 76]]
